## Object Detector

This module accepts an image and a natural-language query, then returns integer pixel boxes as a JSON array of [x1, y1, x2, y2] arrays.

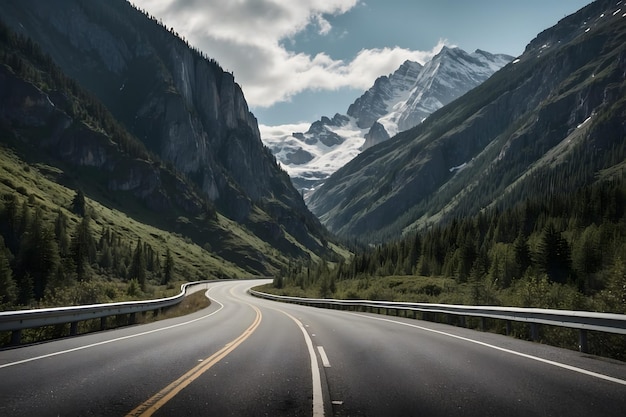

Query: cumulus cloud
[[132, 0, 444, 108]]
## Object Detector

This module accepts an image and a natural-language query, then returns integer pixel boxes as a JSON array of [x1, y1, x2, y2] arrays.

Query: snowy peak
[[374, 46, 514, 139], [347, 60, 423, 129], [261, 46, 512, 198]]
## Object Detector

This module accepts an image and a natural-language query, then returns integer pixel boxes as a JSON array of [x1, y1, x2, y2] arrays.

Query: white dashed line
[[317, 346, 331, 368]]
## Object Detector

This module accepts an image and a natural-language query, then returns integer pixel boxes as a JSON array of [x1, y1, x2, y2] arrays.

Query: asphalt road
[[1, 279, 625, 416]]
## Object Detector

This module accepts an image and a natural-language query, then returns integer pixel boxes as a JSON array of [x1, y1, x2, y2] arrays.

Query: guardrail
[[0, 280, 220, 345], [249, 290, 626, 353]]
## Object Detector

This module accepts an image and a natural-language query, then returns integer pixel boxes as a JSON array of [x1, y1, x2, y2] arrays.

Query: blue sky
[[133, 0, 592, 127]]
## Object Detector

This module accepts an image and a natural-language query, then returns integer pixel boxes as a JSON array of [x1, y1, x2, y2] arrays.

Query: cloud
[[132, 0, 444, 108]]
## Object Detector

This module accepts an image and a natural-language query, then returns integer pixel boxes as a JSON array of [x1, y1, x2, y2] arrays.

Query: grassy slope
[[0, 145, 248, 288]]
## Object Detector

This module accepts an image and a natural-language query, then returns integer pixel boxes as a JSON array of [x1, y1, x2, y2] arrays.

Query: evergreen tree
[[0, 193, 20, 254], [129, 239, 147, 291], [71, 189, 86, 216], [17, 200, 31, 242], [14, 207, 58, 301], [514, 233, 532, 275], [163, 248, 174, 285], [572, 225, 602, 292], [54, 208, 70, 257], [536, 223, 572, 284], [0, 237, 17, 309], [71, 215, 95, 281]]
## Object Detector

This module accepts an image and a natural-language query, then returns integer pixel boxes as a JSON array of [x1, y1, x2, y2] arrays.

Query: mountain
[[307, 0, 626, 242], [262, 47, 512, 196], [0, 0, 339, 275]]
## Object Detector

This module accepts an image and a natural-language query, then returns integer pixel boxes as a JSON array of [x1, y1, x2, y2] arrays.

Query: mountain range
[[0, 0, 339, 276], [262, 47, 512, 196], [307, 0, 626, 242]]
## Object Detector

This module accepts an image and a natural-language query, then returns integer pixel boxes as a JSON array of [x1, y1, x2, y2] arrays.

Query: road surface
[[0, 279, 625, 416]]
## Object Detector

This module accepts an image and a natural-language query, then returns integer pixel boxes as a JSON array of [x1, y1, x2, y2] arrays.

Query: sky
[[131, 0, 592, 128]]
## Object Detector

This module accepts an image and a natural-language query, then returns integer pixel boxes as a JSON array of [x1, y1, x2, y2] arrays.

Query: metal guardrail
[[249, 290, 626, 353], [0, 280, 221, 345]]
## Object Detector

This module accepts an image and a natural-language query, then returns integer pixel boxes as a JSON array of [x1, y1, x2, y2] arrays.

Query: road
[[0, 279, 625, 416]]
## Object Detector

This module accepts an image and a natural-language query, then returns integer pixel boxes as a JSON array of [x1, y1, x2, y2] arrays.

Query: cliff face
[[0, 65, 203, 215], [2, 0, 330, 256], [4, 0, 260, 199]]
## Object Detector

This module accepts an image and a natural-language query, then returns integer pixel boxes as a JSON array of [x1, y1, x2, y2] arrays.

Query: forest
[[272, 175, 626, 316], [0, 189, 174, 311]]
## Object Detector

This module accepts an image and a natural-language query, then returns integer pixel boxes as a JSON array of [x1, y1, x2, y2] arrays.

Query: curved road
[[0, 279, 625, 416]]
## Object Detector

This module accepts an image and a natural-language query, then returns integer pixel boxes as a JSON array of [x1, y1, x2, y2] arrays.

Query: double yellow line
[[126, 304, 262, 417]]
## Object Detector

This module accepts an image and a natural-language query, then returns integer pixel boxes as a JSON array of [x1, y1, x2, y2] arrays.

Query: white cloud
[[132, 0, 444, 108]]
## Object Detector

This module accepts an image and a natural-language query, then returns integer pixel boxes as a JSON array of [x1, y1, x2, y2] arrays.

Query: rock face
[[307, 0, 626, 241], [262, 47, 511, 197], [1, 0, 331, 258], [0, 65, 202, 215], [348, 60, 424, 130]]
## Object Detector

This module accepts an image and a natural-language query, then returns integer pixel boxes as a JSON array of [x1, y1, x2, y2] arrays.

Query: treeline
[[0, 191, 174, 311], [277, 176, 626, 314]]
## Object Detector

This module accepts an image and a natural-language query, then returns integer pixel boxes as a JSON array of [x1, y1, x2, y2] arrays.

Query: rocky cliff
[[1, 0, 334, 263]]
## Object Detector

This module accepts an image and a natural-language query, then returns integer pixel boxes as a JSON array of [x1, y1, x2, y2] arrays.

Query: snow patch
[[577, 116, 592, 129], [449, 162, 467, 173]]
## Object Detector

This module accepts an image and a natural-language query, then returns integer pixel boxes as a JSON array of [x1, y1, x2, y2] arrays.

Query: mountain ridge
[[307, 0, 626, 242], [262, 46, 512, 196]]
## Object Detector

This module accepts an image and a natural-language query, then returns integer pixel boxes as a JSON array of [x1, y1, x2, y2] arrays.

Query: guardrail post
[[480, 317, 487, 331], [459, 316, 466, 328], [100, 317, 107, 331], [10, 329, 21, 345], [530, 323, 539, 341], [129, 312, 137, 325], [505, 321, 512, 336], [70, 321, 78, 336], [579, 329, 588, 353]]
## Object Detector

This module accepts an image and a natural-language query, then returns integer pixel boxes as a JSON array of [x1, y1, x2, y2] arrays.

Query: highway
[[0, 279, 625, 416]]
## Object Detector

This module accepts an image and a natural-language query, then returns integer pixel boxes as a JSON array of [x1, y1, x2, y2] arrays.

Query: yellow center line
[[126, 303, 262, 417]]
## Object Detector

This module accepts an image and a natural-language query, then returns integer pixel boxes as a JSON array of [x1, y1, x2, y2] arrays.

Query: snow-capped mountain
[[261, 46, 513, 198]]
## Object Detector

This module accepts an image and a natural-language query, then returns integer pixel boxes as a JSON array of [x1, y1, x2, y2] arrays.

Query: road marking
[[317, 346, 331, 368], [353, 313, 626, 386], [278, 311, 325, 417], [126, 304, 263, 417], [0, 287, 225, 370], [230, 283, 328, 416]]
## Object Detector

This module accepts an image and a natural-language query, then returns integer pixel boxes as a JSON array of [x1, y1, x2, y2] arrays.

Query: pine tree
[[514, 232, 532, 275], [0, 237, 17, 309], [536, 223, 572, 284], [54, 208, 70, 257], [162, 248, 174, 285], [129, 239, 147, 291], [0, 193, 20, 254], [71, 189, 86, 216], [71, 215, 95, 281], [15, 207, 58, 301]]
